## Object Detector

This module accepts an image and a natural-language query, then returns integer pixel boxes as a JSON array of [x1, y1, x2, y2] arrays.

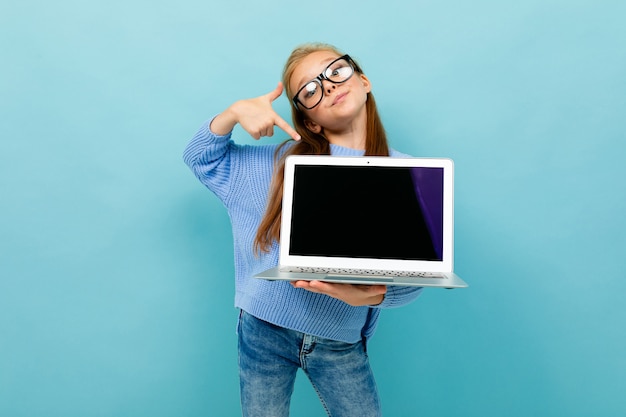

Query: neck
[[323, 111, 367, 151]]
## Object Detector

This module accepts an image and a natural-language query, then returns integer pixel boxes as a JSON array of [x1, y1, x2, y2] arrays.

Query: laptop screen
[[288, 165, 444, 261]]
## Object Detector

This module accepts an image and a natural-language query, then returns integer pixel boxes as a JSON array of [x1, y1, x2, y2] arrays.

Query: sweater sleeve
[[375, 285, 423, 308], [182, 118, 235, 203]]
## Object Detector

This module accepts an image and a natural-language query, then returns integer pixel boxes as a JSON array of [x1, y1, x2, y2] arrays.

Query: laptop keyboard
[[282, 266, 444, 279]]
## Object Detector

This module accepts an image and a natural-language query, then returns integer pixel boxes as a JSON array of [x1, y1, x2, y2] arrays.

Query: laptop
[[254, 155, 468, 289]]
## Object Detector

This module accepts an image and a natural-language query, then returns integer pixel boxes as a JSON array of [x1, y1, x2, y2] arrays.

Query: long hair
[[253, 43, 390, 254]]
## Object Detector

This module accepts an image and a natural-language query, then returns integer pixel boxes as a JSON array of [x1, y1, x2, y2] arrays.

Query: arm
[[183, 82, 300, 200], [183, 114, 241, 202]]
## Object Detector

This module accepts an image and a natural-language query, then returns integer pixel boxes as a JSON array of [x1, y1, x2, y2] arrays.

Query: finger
[[369, 285, 388, 296], [351, 284, 387, 296], [273, 115, 301, 141], [266, 81, 284, 102], [292, 280, 322, 293], [307, 280, 335, 293]]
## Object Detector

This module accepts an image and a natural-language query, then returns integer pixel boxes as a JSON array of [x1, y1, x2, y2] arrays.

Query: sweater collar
[[329, 143, 365, 156]]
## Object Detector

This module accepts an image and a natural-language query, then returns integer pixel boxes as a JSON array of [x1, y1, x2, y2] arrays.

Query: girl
[[184, 43, 423, 417]]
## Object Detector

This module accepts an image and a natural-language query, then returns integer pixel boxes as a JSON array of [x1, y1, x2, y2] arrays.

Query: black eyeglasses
[[292, 55, 359, 111]]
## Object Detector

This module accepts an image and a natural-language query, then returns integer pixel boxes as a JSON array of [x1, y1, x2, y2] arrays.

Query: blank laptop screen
[[289, 165, 444, 261]]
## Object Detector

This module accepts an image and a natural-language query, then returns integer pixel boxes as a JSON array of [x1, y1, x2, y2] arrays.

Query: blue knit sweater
[[183, 120, 423, 343]]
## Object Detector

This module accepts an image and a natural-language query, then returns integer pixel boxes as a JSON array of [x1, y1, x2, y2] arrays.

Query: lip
[[332, 92, 348, 105]]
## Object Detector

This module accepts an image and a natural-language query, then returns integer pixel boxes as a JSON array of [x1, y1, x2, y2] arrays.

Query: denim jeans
[[237, 310, 382, 417]]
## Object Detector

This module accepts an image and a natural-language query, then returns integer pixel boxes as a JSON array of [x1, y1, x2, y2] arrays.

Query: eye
[[325, 66, 339, 78], [326, 64, 351, 80], [303, 82, 318, 98]]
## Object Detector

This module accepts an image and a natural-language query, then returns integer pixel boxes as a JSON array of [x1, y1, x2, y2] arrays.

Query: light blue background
[[2, 1, 625, 416]]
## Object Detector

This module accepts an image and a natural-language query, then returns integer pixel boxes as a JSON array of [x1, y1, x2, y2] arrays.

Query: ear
[[304, 119, 322, 134], [359, 74, 372, 93]]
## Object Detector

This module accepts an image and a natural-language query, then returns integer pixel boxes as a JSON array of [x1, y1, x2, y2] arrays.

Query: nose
[[321, 79, 337, 94]]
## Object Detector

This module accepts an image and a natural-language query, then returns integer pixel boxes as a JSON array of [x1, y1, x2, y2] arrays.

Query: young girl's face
[[289, 50, 371, 133]]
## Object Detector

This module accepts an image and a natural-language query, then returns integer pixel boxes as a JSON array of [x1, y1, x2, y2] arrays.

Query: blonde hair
[[253, 43, 390, 253]]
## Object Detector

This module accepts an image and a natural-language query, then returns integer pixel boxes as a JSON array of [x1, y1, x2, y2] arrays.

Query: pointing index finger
[[274, 115, 301, 141]]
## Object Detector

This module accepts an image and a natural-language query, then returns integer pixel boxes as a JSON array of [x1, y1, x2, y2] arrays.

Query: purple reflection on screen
[[410, 167, 444, 259]]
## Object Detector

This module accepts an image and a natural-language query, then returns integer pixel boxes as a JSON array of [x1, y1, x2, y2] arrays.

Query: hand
[[291, 280, 387, 306], [226, 82, 300, 141]]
